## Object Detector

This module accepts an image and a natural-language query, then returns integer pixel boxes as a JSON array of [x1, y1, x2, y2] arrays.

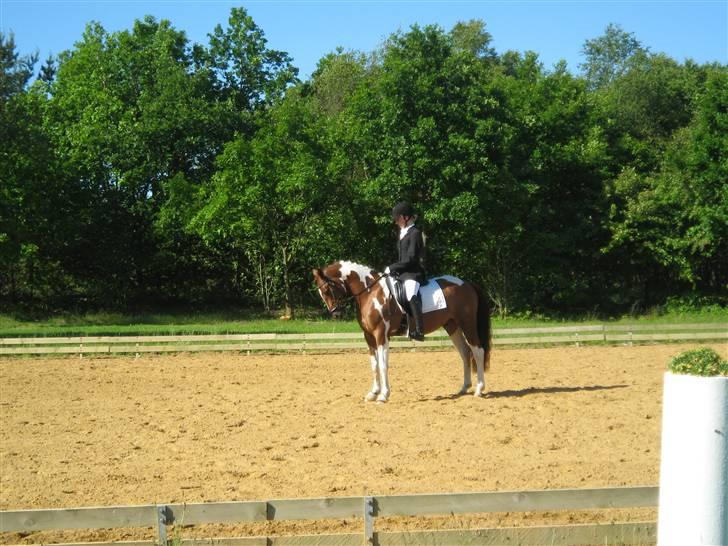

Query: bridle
[[315, 273, 390, 315], [314, 276, 347, 315]]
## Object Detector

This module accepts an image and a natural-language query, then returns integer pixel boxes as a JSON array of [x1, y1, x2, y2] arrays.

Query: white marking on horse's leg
[[449, 328, 472, 395], [468, 344, 486, 397], [365, 353, 380, 402], [376, 343, 390, 402]]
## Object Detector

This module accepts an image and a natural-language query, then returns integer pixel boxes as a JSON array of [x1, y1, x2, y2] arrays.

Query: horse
[[312, 260, 492, 402]]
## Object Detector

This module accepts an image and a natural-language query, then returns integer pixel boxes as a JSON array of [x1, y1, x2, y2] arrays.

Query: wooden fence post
[[157, 505, 169, 546], [363, 496, 375, 545]]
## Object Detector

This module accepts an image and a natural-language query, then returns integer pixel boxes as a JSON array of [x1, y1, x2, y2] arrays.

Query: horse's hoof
[[376, 393, 389, 403], [365, 392, 378, 402], [474, 385, 485, 397], [459, 385, 471, 396]]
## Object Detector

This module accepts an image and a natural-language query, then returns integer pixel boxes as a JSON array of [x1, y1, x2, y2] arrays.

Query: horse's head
[[312, 265, 347, 317]]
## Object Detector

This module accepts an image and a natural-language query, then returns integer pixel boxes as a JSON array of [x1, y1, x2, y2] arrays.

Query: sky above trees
[[3, 0, 726, 80]]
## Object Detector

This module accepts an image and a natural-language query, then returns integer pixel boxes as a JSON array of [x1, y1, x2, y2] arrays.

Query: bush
[[668, 348, 728, 377]]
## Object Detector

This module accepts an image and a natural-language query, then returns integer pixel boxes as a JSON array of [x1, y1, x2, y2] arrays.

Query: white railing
[[0, 486, 658, 545], [0, 322, 725, 356]]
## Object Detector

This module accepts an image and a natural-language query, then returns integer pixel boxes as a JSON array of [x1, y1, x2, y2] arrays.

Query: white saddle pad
[[421, 275, 464, 314]]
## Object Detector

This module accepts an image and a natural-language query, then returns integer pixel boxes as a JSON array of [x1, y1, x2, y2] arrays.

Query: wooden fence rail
[[0, 486, 658, 545], [1, 323, 725, 357]]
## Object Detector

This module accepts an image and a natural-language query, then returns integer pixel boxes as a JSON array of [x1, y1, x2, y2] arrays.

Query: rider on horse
[[387, 201, 426, 342]]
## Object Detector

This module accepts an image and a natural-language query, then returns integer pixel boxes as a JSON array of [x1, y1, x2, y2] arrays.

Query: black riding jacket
[[389, 226, 426, 284]]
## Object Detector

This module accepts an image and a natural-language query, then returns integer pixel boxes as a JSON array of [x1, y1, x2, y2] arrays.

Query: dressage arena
[[1, 342, 726, 542]]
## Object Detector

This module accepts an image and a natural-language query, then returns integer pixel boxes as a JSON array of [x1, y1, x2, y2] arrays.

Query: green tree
[[192, 86, 347, 313], [309, 48, 368, 117], [604, 68, 728, 307], [494, 55, 612, 313], [0, 32, 36, 100], [344, 24, 508, 273], [342, 24, 613, 315], [42, 10, 297, 306], [4, 12, 724, 317], [598, 53, 722, 309], [580, 23, 645, 90], [597, 52, 705, 177], [203, 7, 298, 113], [0, 33, 62, 305], [38, 54, 56, 85], [450, 19, 496, 60]]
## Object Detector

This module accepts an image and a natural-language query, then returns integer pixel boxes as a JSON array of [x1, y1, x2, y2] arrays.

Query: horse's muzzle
[[320, 307, 341, 319]]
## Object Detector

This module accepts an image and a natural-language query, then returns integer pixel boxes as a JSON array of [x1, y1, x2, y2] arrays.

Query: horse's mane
[[331, 260, 380, 283]]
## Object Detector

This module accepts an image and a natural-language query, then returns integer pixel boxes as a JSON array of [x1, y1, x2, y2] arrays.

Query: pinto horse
[[312, 260, 492, 402]]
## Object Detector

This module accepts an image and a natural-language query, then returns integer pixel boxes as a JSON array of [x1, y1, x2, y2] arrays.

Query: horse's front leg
[[365, 303, 392, 402], [364, 334, 380, 402], [375, 342, 390, 402], [366, 350, 381, 402]]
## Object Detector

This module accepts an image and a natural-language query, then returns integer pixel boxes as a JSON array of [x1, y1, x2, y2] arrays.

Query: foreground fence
[[0, 322, 725, 357], [0, 486, 658, 545]]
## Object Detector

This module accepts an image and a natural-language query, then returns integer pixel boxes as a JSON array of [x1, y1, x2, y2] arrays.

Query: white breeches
[[403, 279, 420, 300]]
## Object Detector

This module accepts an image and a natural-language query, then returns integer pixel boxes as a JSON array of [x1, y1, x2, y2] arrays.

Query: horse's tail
[[471, 282, 492, 371]]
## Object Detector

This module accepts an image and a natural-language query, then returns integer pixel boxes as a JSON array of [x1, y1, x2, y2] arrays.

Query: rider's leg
[[404, 280, 424, 341]]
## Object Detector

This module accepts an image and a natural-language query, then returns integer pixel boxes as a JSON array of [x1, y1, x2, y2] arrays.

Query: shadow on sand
[[421, 384, 628, 402], [485, 384, 629, 399]]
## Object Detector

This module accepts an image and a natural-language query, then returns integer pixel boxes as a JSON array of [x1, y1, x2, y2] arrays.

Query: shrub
[[668, 348, 728, 377]]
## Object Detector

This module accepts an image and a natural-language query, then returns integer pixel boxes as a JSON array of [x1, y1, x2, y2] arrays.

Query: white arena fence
[[0, 485, 658, 546], [0, 322, 726, 357]]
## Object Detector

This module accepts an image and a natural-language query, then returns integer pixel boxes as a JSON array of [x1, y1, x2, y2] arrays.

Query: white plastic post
[[658, 372, 728, 546]]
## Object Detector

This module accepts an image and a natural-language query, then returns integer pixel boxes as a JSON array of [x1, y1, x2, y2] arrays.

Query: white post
[[658, 372, 728, 546]]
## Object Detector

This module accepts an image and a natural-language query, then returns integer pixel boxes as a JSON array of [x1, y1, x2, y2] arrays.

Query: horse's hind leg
[[446, 322, 472, 395], [469, 345, 486, 397], [460, 325, 486, 397]]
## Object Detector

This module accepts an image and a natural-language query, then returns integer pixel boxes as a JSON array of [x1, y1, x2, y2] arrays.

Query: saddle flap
[[386, 276, 409, 311]]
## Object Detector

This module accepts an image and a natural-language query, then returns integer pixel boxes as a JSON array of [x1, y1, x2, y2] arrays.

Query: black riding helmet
[[391, 201, 415, 222]]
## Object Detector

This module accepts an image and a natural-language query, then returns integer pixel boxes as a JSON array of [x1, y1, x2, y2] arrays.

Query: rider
[[387, 201, 426, 342]]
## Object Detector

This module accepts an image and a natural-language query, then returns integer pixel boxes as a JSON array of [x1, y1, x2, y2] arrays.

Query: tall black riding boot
[[408, 293, 425, 342]]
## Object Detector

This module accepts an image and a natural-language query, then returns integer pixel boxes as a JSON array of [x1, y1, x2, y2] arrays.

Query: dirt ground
[[1, 343, 726, 542]]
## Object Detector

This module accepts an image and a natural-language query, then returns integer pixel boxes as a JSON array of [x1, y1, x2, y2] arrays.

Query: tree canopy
[[1, 13, 726, 316]]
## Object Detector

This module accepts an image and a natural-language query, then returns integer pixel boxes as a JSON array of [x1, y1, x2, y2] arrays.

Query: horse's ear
[[312, 268, 323, 280]]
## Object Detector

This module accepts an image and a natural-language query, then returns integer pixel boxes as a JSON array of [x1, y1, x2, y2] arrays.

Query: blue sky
[[2, 0, 726, 79]]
